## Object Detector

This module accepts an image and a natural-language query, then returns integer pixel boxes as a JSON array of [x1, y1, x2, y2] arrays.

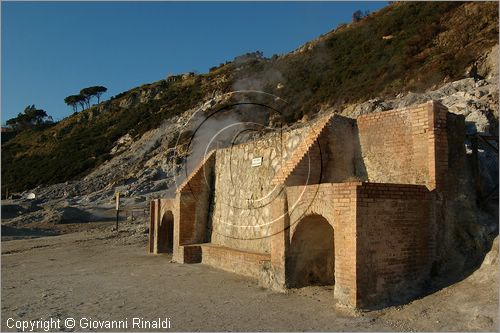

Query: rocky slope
[[2, 1, 499, 193], [4, 56, 498, 228]]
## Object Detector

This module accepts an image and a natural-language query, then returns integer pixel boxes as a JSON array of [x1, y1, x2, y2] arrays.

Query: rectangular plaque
[[251, 157, 263, 167]]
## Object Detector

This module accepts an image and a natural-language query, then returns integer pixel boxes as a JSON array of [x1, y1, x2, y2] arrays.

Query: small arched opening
[[287, 214, 334, 287], [158, 210, 174, 253]]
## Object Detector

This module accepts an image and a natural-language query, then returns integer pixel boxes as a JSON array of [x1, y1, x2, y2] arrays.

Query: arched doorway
[[287, 214, 334, 287], [158, 211, 174, 253]]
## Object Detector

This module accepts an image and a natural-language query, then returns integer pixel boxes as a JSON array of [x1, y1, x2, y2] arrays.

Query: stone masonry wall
[[210, 126, 308, 253], [210, 114, 359, 253]]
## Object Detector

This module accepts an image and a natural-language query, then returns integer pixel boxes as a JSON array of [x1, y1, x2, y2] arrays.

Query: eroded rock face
[[119, 94, 137, 108], [465, 110, 492, 134], [345, 75, 499, 137], [343, 43, 499, 138], [478, 45, 499, 80]]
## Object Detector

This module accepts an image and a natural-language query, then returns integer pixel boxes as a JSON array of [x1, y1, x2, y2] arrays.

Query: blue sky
[[2, 1, 387, 123]]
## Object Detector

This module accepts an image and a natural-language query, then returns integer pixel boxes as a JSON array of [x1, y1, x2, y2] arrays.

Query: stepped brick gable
[[149, 100, 466, 309]]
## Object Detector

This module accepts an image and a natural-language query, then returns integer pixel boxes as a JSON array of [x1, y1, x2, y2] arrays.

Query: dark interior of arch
[[287, 214, 335, 287], [158, 211, 174, 253]]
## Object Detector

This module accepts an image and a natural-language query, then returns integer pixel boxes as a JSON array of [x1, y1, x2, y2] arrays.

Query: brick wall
[[176, 153, 216, 246], [284, 139, 324, 186], [357, 101, 448, 191], [150, 198, 176, 254], [177, 151, 216, 193], [445, 112, 467, 197], [322, 116, 361, 182], [330, 183, 358, 306], [149, 200, 156, 253], [183, 245, 202, 263], [175, 243, 271, 276], [283, 182, 431, 308], [284, 183, 358, 306], [283, 115, 359, 187], [200, 244, 271, 279], [428, 101, 449, 192], [355, 183, 431, 308], [272, 114, 333, 185]]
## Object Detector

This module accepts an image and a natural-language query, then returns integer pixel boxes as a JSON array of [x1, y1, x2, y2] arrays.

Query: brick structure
[[149, 101, 465, 309]]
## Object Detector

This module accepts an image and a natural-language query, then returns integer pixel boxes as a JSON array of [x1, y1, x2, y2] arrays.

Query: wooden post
[[115, 192, 120, 231]]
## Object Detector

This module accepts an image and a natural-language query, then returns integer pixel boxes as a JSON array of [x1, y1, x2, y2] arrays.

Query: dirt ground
[[1, 221, 498, 332]]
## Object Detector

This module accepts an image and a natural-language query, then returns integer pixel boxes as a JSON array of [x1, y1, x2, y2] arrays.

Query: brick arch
[[158, 210, 174, 253], [286, 184, 336, 238], [286, 213, 335, 288]]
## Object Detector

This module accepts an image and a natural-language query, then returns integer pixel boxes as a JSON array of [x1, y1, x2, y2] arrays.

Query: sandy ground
[[1, 222, 498, 332]]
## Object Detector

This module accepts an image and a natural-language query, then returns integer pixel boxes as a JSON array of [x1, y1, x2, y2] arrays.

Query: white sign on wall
[[251, 157, 263, 167]]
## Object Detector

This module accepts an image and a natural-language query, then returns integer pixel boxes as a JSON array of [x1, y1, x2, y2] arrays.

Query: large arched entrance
[[158, 211, 174, 253], [287, 214, 334, 287]]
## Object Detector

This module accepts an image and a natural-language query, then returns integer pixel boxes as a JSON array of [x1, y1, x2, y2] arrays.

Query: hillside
[[2, 1, 499, 193]]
